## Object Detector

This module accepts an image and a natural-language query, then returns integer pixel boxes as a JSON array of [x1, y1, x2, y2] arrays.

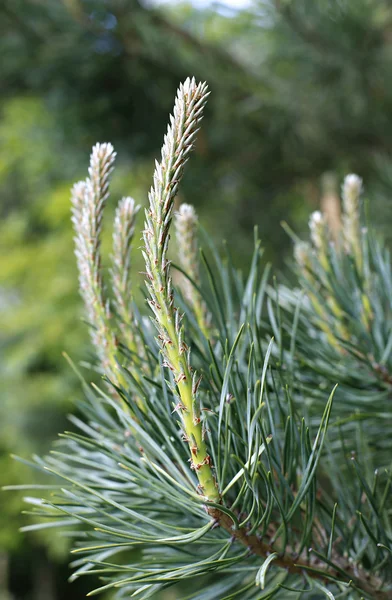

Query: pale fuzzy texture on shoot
[[111, 196, 140, 351], [294, 240, 342, 348], [143, 78, 219, 502], [309, 210, 330, 272], [342, 174, 362, 214], [342, 173, 363, 271], [71, 143, 118, 381], [299, 206, 352, 350], [309, 210, 325, 250], [175, 203, 211, 336], [294, 241, 313, 271], [175, 203, 198, 301]]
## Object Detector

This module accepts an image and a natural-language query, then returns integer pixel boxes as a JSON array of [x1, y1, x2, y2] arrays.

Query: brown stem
[[208, 508, 391, 600], [372, 361, 392, 386]]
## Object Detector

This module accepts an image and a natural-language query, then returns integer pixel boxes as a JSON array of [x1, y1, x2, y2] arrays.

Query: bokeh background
[[2, 0, 392, 598]]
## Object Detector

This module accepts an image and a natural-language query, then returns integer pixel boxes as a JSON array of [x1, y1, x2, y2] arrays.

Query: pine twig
[[210, 510, 391, 600]]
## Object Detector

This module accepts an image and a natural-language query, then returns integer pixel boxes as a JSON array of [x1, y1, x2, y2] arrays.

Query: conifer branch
[[11, 82, 391, 600], [210, 510, 390, 600]]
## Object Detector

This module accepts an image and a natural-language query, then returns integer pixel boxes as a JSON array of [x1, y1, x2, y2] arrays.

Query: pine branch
[[9, 80, 392, 600], [210, 509, 390, 600]]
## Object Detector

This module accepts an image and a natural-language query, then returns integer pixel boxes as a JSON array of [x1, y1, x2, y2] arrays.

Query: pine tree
[[6, 78, 392, 600]]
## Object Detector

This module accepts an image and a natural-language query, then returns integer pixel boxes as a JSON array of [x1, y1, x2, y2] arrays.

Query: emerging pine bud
[[110, 196, 147, 384], [342, 174, 362, 216], [71, 143, 118, 383], [111, 197, 140, 330], [175, 203, 211, 335], [342, 174, 363, 272], [309, 210, 329, 272], [309, 211, 325, 250], [143, 78, 219, 502]]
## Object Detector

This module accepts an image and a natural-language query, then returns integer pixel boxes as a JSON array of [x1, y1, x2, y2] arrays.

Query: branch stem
[[209, 508, 391, 599]]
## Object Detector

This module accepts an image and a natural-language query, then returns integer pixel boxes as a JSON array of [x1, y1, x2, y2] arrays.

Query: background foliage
[[2, 0, 392, 598]]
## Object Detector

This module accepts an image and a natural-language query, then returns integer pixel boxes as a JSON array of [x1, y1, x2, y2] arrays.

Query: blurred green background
[[2, 0, 392, 598]]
